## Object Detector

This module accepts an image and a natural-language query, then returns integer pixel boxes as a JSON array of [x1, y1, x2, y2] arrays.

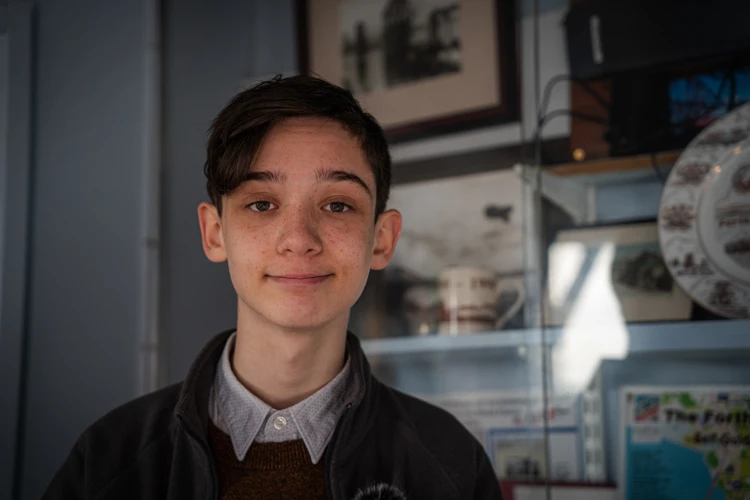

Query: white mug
[[437, 267, 526, 335]]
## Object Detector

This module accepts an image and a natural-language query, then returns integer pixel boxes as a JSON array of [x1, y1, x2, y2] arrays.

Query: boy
[[43, 75, 502, 499]]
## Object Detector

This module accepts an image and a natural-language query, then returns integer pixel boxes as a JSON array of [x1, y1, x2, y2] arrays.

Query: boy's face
[[198, 117, 401, 332]]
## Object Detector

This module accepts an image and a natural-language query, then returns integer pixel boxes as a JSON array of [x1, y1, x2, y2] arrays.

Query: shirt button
[[273, 415, 287, 430]]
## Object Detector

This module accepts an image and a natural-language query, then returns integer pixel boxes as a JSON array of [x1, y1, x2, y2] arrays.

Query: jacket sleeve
[[474, 444, 504, 500], [41, 436, 88, 500]]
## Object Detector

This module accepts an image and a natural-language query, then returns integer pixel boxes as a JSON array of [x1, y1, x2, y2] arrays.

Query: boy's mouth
[[266, 273, 333, 285]]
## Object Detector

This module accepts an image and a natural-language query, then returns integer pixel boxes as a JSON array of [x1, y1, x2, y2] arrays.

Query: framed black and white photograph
[[297, 0, 518, 142], [340, 0, 462, 94], [544, 220, 694, 325]]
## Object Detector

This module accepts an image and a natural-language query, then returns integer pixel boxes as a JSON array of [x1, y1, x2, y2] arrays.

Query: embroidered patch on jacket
[[351, 482, 407, 500]]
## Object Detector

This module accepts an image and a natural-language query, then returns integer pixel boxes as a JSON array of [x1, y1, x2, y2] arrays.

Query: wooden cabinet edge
[[546, 150, 682, 177]]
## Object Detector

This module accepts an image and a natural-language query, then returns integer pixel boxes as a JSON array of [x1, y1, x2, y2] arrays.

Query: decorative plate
[[659, 102, 750, 318]]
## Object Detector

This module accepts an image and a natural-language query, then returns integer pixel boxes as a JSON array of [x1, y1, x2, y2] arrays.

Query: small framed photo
[[544, 220, 693, 325], [296, 0, 519, 142]]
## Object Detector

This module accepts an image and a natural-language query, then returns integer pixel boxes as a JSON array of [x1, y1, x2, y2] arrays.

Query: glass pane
[[537, 107, 750, 500]]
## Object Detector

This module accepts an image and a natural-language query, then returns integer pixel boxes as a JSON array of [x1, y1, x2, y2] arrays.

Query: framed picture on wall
[[544, 220, 694, 325], [296, 0, 519, 143]]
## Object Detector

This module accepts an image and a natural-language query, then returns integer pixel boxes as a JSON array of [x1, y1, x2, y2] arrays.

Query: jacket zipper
[[177, 414, 219, 500], [324, 403, 353, 500]]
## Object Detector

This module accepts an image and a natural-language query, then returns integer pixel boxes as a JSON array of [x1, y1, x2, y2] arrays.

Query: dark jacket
[[43, 329, 503, 500]]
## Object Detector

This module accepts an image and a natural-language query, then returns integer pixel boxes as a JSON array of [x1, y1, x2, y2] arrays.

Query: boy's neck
[[230, 310, 349, 410]]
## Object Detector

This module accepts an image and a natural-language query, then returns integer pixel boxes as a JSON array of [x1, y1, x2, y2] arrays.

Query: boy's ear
[[370, 209, 402, 271], [198, 202, 228, 263]]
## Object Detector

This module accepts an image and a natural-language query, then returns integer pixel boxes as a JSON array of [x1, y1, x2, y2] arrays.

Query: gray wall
[[0, 9, 11, 500], [0, 3, 34, 497], [0, 17, 7, 321], [161, 0, 297, 384], [18, 1, 146, 498]]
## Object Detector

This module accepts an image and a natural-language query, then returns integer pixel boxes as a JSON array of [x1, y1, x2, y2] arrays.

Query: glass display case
[[349, 147, 750, 499], [344, 2, 750, 499]]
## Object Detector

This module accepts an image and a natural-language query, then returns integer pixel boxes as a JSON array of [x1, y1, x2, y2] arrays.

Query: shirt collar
[[210, 332, 357, 464]]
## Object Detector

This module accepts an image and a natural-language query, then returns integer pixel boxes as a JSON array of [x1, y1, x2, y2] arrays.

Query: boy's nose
[[276, 207, 323, 256]]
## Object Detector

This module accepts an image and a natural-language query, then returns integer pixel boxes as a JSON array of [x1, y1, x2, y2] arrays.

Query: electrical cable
[[534, 74, 612, 164], [539, 75, 610, 124], [533, 108, 611, 163], [650, 152, 667, 185], [540, 109, 610, 128]]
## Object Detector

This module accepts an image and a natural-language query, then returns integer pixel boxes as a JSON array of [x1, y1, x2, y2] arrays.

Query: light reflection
[[552, 242, 630, 394], [548, 241, 587, 308]]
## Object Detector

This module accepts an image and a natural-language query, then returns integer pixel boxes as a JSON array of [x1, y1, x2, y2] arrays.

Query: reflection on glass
[[553, 243, 629, 394], [548, 241, 586, 309]]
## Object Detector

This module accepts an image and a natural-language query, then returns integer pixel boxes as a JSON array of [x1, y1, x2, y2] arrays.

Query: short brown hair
[[204, 75, 391, 218]]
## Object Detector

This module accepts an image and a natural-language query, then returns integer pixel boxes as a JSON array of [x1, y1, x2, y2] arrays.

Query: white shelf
[[361, 328, 546, 357], [360, 320, 750, 358], [625, 320, 750, 354]]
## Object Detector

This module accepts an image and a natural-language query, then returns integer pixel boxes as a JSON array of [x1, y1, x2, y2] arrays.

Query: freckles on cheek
[[249, 233, 268, 270], [228, 221, 269, 272], [331, 224, 372, 272]]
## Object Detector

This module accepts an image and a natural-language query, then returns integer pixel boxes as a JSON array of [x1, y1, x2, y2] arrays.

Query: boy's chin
[[258, 307, 346, 333], [239, 294, 354, 332]]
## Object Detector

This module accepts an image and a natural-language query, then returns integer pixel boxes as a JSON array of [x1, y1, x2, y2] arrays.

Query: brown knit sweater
[[208, 421, 327, 500]]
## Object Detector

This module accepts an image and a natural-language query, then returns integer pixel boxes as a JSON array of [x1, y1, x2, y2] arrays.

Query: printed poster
[[621, 386, 750, 500]]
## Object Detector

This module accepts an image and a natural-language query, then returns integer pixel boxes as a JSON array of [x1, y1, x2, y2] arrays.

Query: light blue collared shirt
[[208, 332, 359, 464]]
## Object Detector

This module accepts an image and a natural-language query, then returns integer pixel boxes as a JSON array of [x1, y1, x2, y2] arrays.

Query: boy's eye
[[249, 201, 276, 212], [324, 201, 351, 213]]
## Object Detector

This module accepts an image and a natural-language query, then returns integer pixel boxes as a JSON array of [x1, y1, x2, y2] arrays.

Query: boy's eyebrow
[[316, 169, 373, 199], [240, 170, 287, 184], [240, 168, 372, 200]]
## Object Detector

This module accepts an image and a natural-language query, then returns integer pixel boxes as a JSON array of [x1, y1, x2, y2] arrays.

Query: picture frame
[[544, 220, 694, 325], [296, 0, 519, 143]]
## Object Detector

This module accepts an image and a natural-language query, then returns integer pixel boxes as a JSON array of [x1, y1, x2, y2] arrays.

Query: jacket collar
[[174, 328, 377, 450]]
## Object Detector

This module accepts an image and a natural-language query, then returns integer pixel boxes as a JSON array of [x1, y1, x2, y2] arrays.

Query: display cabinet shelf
[[624, 319, 750, 355], [361, 328, 545, 358], [547, 150, 682, 176], [361, 320, 750, 359]]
